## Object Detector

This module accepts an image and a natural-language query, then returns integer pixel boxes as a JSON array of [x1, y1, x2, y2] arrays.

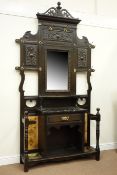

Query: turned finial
[[96, 108, 100, 113], [57, 2, 62, 10], [96, 108, 101, 121]]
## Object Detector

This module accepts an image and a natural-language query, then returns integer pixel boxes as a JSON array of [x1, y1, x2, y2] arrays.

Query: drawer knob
[[61, 116, 69, 121]]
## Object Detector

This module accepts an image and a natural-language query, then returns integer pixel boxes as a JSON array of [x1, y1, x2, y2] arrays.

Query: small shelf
[[22, 146, 96, 164]]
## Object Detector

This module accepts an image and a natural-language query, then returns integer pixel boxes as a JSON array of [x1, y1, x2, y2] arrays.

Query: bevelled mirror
[[46, 50, 69, 91]]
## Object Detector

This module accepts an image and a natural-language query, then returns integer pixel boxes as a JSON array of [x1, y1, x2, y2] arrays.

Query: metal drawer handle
[[61, 116, 69, 121]]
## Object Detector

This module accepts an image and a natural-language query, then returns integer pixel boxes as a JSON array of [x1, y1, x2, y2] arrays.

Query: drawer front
[[47, 114, 82, 124]]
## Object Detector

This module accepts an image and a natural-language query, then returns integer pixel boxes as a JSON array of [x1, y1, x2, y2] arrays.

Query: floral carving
[[78, 48, 87, 68], [43, 27, 73, 42], [25, 45, 38, 66]]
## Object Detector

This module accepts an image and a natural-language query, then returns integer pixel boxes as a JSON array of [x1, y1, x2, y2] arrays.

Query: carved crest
[[38, 2, 74, 19]]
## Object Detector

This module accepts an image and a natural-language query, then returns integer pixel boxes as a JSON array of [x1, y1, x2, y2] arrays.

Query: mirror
[[47, 51, 68, 91]]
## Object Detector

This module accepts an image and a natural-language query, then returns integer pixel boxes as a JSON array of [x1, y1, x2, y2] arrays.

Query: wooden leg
[[20, 155, 23, 164], [24, 154, 28, 172], [95, 108, 101, 161], [96, 149, 100, 161]]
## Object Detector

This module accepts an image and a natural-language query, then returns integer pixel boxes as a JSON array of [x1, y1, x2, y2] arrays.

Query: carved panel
[[24, 45, 38, 67], [78, 48, 87, 68], [43, 26, 73, 42]]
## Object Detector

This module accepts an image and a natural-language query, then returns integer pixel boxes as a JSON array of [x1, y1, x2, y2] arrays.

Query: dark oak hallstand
[[15, 2, 101, 172]]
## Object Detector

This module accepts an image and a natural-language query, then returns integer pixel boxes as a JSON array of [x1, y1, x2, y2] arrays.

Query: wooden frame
[[15, 2, 101, 172]]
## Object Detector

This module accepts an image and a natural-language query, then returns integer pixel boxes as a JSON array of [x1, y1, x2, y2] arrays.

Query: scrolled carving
[[19, 70, 25, 93], [23, 31, 32, 39], [41, 2, 74, 19], [78, 48, 87, 68], [24, 45, 38, 66]]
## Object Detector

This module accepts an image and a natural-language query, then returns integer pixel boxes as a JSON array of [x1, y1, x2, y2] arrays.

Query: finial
[[96, 108, 100, 112], [57, 2, 62, 10]]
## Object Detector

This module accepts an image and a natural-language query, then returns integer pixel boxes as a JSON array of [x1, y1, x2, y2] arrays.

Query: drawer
[[47, 114, 82, 124]]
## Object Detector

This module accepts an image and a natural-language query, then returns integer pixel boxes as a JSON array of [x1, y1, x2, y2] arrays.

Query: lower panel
[[28, 116, 38, 150]]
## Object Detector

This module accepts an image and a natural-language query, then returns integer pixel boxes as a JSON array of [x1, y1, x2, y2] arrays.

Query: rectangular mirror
[[46, 51, 68, 91]]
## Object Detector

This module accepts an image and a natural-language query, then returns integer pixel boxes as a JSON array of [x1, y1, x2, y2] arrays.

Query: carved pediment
[[36, 2, 81, 24], [42, 2, 73, 19]]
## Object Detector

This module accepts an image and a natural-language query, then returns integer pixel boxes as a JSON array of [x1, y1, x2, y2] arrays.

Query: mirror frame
[[39, 45, 76, 96]]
